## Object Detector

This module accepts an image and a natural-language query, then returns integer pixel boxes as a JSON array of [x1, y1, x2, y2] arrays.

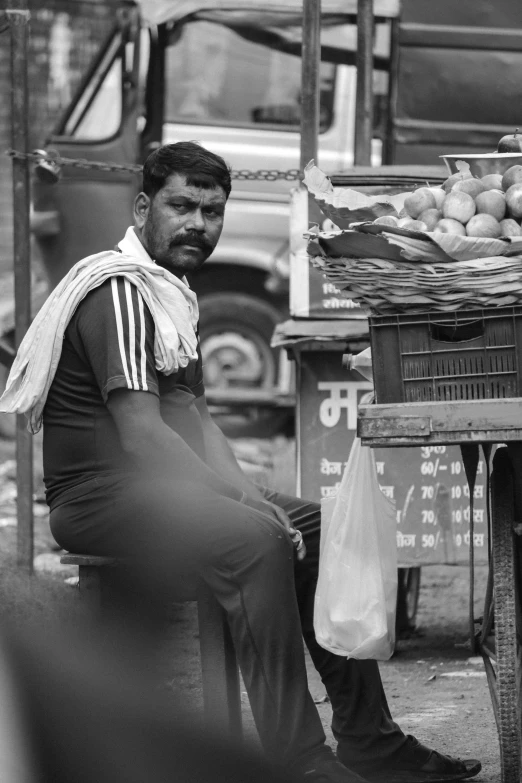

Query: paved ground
[[163, 563, 498, 780], [0, 433, 503, 781], [138, 438, 501, 780]]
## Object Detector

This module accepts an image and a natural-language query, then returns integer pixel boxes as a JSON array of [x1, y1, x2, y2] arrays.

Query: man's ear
[[134, 192, 150, 229]]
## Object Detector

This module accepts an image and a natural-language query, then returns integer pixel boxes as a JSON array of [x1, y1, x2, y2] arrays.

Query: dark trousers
[[50, 476, 406, 769]]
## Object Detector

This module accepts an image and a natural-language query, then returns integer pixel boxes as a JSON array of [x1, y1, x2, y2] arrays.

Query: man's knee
[[121, 481, 294, 580], [118, 478, 217, 555], [237, 510, 295, 570]]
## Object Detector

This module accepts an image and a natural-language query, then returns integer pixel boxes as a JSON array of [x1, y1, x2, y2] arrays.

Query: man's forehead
[[161, 173, 226, 202]]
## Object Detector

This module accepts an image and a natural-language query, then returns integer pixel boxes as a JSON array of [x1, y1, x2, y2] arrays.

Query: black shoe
[[337, 735, 481, 783], [298, 757, 372, 783]]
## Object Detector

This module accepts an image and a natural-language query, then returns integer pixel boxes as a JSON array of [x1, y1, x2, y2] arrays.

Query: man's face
[[134, 173, 227, 277]]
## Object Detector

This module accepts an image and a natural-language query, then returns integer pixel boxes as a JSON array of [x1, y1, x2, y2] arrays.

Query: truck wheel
[[198, 292, 292, 438]]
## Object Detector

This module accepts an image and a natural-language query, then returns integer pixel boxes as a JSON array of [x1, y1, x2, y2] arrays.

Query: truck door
[[389, 0, 522, 164], [33, 9, 142, 288]]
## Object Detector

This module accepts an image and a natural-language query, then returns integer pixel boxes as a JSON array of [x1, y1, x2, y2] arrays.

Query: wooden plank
[[272, 318, 369, 344], [61, 554, 119, 567], [358, 398, 522, 446], [360, 398, 522, 430], [361, 415, 432, 438], [359, 430, 522, 447]]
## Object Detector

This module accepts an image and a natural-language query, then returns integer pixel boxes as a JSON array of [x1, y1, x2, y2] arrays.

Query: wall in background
[[0, 1, 119, 276]]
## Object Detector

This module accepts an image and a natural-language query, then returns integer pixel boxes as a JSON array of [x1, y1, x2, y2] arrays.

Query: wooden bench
[[61, 553, 242, 737]]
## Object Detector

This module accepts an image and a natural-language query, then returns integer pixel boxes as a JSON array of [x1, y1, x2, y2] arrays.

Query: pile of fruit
[[373, 164, 522, 238]]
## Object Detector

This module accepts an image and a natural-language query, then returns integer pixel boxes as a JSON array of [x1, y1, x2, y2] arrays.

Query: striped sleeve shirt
[[75, 277, 159, 401]]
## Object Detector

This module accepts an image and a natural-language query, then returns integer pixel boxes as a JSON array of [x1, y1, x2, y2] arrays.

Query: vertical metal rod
[[383, 16, 400, 165], [354, 0, 374, 166], [300, 0, 321, 175], [9, 1, 33, 573]]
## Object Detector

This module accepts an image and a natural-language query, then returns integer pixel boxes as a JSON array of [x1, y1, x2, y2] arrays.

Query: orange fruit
[[466, 214, 502, 238], [403, 188, 436, 219], [480, 174, 503, 191], [442, 191, 476, 224], [434, 219, 466, 235], [505, 183, 522, 219], [397, 217, 428, 231], [427, 187, 446, 209], [502, 165, 522, 192], [373, 215, 399, 226], [442, 171, 473, 193], [500, 218, 522, 236], [452, 179, 485, 199], [474, 190, 506, 221], [417, 209, 442, 231]]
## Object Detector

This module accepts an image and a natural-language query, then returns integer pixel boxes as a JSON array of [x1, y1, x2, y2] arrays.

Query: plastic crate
[[369, 307, 522, 404]]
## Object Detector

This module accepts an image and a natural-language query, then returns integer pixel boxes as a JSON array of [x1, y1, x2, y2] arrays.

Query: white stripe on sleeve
[[124, 280, 140, 390], [137, 291, 148, 392], [111, 277, 132, 389]]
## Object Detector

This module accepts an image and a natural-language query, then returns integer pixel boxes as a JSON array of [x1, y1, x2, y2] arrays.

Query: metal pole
[[354, 0, 374, 166], [383, 15, 400, 165], [8, 0, 33, 573], [300, 0, 321, 174]]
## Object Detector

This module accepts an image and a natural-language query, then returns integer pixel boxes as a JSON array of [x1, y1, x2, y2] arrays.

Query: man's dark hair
[[142, 142, 232, 200]]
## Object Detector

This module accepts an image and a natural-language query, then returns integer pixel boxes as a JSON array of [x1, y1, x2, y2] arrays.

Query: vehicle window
[[164, 21, 336, 132], [63, 36, 123, 140]]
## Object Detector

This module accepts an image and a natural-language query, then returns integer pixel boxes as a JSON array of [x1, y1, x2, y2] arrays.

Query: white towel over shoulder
[[0, 250, 199, 434]]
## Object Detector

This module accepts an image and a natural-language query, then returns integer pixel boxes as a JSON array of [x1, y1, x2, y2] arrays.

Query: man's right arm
[[107, 388, 244, 501]]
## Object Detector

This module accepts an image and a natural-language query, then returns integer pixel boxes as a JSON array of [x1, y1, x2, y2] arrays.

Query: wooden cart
[[358, 396, 522, 783]]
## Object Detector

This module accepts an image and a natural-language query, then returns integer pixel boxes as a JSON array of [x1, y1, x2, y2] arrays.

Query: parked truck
[[30, 0, 522, 433]]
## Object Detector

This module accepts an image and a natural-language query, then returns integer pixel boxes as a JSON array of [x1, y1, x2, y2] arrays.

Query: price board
[[297, 350, 488, 566]]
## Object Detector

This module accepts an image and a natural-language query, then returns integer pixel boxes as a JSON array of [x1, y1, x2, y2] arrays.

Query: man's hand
[[244, 498, 307, 561], [271, 506, 307, 563]]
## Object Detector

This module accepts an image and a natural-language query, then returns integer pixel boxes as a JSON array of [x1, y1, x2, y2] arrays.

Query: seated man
[[29, 143, 479, 782]]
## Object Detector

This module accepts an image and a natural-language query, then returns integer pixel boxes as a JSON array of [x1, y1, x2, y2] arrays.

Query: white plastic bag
[[314, 437, 397, 660]]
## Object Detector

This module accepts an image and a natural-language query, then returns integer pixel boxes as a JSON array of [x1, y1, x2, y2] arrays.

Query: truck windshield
[[164, 20, 337, 132], [61, 32, 123, 140]]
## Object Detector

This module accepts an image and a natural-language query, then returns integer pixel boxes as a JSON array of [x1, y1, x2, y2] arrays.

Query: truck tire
[[198, 292, 292, 438]]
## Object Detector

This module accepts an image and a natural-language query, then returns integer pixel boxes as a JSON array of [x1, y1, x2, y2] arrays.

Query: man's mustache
[[169, 234, 213, 252]]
